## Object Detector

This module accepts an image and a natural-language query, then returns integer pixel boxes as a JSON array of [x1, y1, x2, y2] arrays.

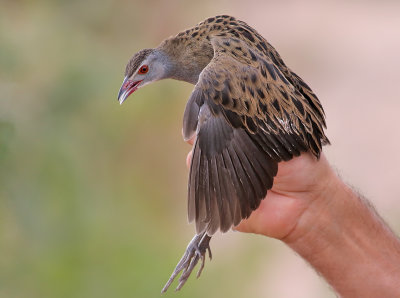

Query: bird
[[117, 15, 329, 293]]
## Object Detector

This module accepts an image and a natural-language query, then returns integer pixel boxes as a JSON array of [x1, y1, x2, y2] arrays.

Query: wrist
[[282, 167, 345, 249], [283, 167, 400, 296], [281, 157, 344, 246]]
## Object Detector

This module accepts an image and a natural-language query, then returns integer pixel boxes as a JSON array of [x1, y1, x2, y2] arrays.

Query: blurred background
[[1, 0, 399, 297]]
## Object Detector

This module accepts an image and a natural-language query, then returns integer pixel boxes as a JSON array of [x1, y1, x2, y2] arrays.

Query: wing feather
[[184, 35, 328, 235]]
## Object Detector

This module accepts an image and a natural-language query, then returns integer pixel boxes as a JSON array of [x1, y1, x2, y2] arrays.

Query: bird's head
[[118, 48, 170, 104]]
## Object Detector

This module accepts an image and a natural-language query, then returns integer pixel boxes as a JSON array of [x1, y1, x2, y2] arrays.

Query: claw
[[161, 233, 212, 293], [196, 253, 206, 278]]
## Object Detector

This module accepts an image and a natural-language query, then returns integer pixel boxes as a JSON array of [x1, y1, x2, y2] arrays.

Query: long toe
[[161, 233, 212, 293]]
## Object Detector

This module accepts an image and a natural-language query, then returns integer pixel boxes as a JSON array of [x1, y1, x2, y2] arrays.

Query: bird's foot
[[161, 232, 212, 293]]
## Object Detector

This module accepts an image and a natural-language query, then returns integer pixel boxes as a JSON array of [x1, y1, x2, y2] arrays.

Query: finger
[[233, 217, 252, 233], [186, 150, 193, 169], [233, 193, 275, 234], [186, 137, 195, 146], [182, 129, 195, 145]]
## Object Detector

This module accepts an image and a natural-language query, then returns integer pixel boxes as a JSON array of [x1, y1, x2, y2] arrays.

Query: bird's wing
[[183, 36, 327, 235]]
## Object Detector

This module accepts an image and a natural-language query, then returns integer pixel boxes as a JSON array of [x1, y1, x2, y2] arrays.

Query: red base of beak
[[118, 77, 142, 104]]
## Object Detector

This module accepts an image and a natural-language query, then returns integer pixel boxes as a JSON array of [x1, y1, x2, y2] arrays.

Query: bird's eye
[[138, 65, 149, 74]]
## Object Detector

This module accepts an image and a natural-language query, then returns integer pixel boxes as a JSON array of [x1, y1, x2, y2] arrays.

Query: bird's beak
[[117, 76, 142, 105]]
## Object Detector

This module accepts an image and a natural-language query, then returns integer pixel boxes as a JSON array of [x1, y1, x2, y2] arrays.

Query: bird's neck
[[158, 37, 214, 85]]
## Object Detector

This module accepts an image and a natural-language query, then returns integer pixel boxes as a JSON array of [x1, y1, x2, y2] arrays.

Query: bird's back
[[162, 15, 328, 147]]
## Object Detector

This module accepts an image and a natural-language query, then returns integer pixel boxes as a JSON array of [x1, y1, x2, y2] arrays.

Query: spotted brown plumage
[[118, 15, 329, 292]]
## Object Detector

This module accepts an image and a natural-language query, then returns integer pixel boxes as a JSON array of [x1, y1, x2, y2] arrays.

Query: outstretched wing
[[183, 36, 328, 235]]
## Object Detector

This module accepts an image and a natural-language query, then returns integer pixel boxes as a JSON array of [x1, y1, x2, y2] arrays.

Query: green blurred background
[[1, 1, 399, 297]]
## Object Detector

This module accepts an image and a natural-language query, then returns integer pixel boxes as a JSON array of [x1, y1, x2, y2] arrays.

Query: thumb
[[184, 135, 196, 169]]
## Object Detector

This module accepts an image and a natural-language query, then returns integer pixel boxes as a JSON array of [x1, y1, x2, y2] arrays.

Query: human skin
[[186, 142, 400, 297]]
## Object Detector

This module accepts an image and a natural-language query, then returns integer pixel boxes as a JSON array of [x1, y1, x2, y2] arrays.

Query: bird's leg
[[161, 232, 212, 293]]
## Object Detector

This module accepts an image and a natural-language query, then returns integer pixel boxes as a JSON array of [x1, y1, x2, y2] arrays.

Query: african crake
[[117, 15, 329, 292]]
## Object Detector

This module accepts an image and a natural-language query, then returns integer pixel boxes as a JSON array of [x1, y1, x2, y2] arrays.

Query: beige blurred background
[[1, 0, 399, 297]]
